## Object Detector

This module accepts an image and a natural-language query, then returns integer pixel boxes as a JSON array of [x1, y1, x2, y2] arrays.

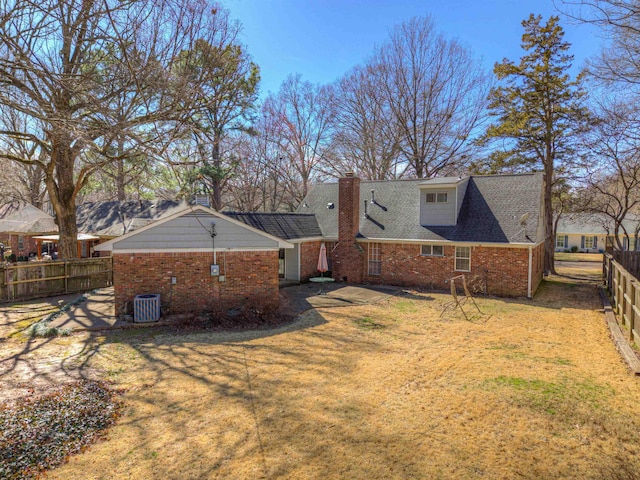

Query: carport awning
[[33, 233, 100, 241]]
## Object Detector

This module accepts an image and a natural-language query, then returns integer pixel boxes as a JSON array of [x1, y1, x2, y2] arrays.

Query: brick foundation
[[113, 250, 279, 316], [353, 242, 543, 297]]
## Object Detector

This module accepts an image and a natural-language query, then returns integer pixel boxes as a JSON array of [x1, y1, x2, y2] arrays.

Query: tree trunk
[[116, 158, 126, 202], [47, 140, 79, 259], [544, 156, 556, 275], [210, 133, 222, 211]]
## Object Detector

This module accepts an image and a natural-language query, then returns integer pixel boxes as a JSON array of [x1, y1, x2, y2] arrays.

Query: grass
[[554, 252, 604, 262], [6, 275, 640, 479]]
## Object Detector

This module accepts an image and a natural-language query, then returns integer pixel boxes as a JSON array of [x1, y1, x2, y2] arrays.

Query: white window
[[368, 243, 381, 275], [425, 192, 448, 203], [584, 236, 594, 249], [420, 245, 444, 256], [556, 236, 565, 248], [455, 246, 471, 272], [18, 235, 24, 250]]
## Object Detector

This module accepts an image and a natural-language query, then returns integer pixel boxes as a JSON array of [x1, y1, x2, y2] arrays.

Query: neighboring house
[[76, 199, 186, 240], [0, 203, 58, 258], [555, 214, 640, 252], [94, 205, 293, 315]]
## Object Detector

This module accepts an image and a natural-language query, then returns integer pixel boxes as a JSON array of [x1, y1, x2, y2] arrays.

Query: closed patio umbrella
[[317, 242, 328, 277]]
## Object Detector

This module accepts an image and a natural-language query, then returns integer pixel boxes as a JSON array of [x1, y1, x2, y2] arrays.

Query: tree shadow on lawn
[[45, 308, 437, 479], [0, 276, 627, 479]]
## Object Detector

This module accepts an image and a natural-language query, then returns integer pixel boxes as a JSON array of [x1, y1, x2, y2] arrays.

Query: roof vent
[[194, 194, 210, 207]]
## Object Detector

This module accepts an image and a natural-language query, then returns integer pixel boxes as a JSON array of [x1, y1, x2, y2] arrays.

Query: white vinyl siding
[[455, 246, 471, 272], [420, 245, 444, 256], [368, 242, 381, 275], [420, 187, 457, 226]]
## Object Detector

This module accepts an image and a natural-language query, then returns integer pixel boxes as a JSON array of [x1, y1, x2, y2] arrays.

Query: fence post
[[631, 281, 637, 342], [64, 261, 68, 294]]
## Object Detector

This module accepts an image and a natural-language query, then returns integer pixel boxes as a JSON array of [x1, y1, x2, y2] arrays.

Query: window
[[368, 242, 381, 275], [455, 246, 471, 272], [555, 236, 566, 248], [17, 235, 24, 250], [584, 236, 594, 249], [425, 192, 448, 203], [421, 244, 444, 256]]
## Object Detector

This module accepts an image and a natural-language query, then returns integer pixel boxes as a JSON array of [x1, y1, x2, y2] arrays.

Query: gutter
[[527, 245, 533, 299]]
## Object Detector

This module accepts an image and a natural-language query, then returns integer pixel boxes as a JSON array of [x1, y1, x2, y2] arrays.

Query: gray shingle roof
[[299, 173, 544, 244], [76, 200, 186, 237], [0, 203, 58, 234], [223, 212, 322, 240]]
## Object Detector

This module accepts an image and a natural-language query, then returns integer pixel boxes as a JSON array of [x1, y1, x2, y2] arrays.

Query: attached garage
[[95, 205, 293, 316]]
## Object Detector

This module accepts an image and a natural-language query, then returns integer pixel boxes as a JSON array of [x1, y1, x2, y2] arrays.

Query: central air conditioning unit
[[134, 294, 161, 323]]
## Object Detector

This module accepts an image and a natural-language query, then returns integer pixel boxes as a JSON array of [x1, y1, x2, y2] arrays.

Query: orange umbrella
[[317, 242, 328, 277]]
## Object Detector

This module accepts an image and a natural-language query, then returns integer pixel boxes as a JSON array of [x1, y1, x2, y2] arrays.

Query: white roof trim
[[94, 204, 294, 251], [108, 247, 282, 254], [357, 238, 544, 249]]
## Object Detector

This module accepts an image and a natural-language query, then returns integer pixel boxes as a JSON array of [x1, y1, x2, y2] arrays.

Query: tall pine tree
[[480, 14, 589, 274]]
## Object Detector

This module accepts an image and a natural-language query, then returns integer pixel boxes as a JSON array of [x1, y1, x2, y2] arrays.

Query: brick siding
[[333, 175, 364, 283], [0, 233, 39, 257], [299, 241, 335, 281], [352, 242, 542, 297], [113, 250, 279, 316]]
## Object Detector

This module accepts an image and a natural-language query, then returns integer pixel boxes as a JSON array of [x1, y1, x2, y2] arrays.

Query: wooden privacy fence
[[0, 257, 113, 303], [604, 252, 640, 345], [611, 250, 640, 282]]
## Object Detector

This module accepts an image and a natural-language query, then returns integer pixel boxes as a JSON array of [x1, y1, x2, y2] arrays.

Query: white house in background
[[555, 214, 640, 252]]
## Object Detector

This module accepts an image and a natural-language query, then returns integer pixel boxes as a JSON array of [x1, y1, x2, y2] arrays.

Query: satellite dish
[[519, 213, 530, 226]]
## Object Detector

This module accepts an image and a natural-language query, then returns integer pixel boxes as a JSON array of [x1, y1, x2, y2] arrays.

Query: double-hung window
[[368, 243, 381, 275], [455, 246, 471, 272]]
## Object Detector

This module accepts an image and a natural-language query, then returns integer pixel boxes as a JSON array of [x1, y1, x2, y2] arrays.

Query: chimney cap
[[344, 172, 355, 177]]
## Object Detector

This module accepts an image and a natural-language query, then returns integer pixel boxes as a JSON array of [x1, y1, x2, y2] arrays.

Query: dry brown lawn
[[554, 252, 604, 263], [5, 273, 640, 479]]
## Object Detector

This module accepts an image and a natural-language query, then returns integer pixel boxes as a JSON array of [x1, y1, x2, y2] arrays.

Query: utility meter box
[[210, 264, 220, 276]]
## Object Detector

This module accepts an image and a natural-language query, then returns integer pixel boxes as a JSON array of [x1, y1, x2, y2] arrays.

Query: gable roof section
[[0, 203, 58, 234], [76, 200, 186, 237], [94, 205, 293, 252], [223, 212, 322, 240], [299, 173, 544, 245]]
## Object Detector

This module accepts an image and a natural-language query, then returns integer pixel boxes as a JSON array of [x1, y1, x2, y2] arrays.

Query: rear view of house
[[297, 172, 546, 298]]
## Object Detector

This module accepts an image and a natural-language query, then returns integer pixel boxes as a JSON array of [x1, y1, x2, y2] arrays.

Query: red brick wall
[[113, 250, 279, 316], [0, 234, 39, 257], [531, 242, 544, 295], [333, 174, 364, 283], [299, 241, 336, 281], [358, 242, 536, 297]]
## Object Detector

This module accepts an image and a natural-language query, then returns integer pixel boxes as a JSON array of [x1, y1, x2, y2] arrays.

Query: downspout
[[527, 245, 533, 299]]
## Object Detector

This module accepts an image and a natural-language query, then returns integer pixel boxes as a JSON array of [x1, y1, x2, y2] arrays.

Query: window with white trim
[[425, 192, 448, 203], [455, 246, 471, 272], [584, 236, 594, 249], [17, 235, 24, 250], [368, 242, 381, 275], [420, 244, 444, 256], [555, 236, 566, 248]]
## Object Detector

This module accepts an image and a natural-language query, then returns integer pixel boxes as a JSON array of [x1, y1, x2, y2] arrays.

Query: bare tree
[[0, 0, 229, 258], [328, 64, 402, 180], [560, 0, 640, 88], [263, 74, 335, 205], [577, 100, 640, 249], [373, 16, 490, 178]]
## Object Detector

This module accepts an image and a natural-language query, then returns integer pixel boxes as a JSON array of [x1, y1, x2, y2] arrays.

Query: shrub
[[570, 246, 579, 253]]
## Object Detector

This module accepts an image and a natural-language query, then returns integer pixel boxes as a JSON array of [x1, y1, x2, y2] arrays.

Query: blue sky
[[225, 0, 601, 97]]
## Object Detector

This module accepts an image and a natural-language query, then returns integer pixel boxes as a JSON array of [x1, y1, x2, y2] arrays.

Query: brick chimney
[[333, 172, 364, 283]]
